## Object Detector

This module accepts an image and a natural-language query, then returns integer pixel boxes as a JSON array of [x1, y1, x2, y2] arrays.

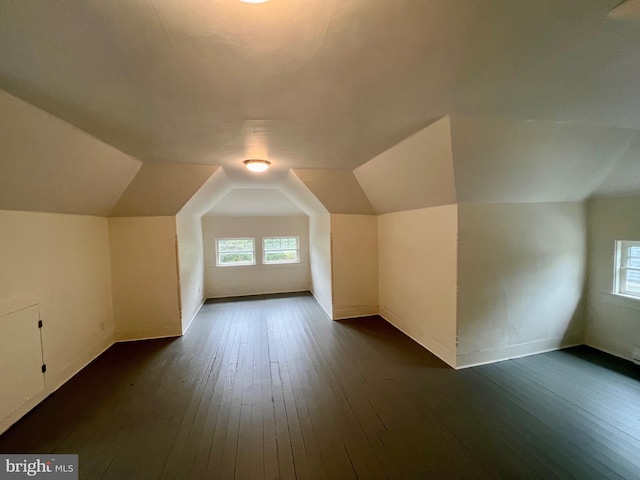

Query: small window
[[615, 240, 640, 298], [263, 237, 300, 264], [216, 238, 255, 266]]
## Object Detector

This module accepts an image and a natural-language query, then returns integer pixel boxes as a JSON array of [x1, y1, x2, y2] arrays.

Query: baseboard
[[115, 324, 182, 342], [0, 335, 114, 435], [333, 304, 379, 320], [207, 284, 311, 299], [310, 289, 333, 319], [182, 298, 204, 335], [456, 335, 583, 369], [379, 306, 456, 368]]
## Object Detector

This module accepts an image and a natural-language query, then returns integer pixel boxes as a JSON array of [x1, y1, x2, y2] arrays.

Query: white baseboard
[[115, 324, 182, 342], [379, 306, 456, 368], [207, 284, 311, 299], [456, 335, 583, 369], [310, 290, 333, 319], [182, 298, 204, 335], [333, 304, 379, 320]]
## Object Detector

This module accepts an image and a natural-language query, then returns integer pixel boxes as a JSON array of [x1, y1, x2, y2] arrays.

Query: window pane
[[216, 238, 255, 265], [265, 251, 298, 262], [263, 237, 299, 264], [218, 239, 253, 251], [264, 237, 297, 251], [627, 270, 640, 293], [264, 237, 298, 251], [219, 252, 254, 264], [629, 257, 640, 268], [630, 246, 640, 257]]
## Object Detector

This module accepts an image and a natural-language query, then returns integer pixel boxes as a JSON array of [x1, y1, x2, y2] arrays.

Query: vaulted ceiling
[[1, 0, 639, 216]]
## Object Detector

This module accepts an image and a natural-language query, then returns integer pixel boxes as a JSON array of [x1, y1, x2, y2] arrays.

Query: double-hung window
[[263, 237, 300, 264], [614, 240, 640, 298], [216, 238, 255, 266]]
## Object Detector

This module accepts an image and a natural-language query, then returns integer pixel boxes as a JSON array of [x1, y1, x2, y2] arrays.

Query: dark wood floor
[[1, 292, 640, 479]]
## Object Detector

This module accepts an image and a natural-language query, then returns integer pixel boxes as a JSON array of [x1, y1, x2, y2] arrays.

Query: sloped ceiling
[[593, 133, 640, 197], [352, 114, 640, 208], [450, 116, 638, 203], [354, 116, 456, 214], [0, 90, 140, 216], [110, 163, 218, 217], [2, 1, 640, 217], [293, 169, 374, 215], [2, 0, 639, 173], [205, 188, 304, 217], [177, 170, 328, 219]]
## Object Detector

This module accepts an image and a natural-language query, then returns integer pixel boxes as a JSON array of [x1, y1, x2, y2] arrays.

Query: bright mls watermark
[[0, 455, 77, 479]]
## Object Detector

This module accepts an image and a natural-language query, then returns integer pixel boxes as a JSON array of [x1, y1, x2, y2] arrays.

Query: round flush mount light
[[243, 159, 271, 172]]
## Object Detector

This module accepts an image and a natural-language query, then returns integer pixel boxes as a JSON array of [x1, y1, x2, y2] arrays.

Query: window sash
[[620, 267, 640, 295], [615, 241, 640, 298], [263, 237, 300, 264], [216, 238, 255, 266]]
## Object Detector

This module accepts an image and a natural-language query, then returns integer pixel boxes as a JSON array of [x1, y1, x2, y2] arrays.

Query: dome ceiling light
[[243, 159, 271, 172]]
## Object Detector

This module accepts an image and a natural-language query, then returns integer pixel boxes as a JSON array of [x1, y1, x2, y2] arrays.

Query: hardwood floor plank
[[2, 293, 640, 480]]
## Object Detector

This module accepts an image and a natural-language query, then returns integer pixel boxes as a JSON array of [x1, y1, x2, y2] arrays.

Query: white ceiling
[[205, 188, 304, 217], [1, 0, 640, 216], [1, 0, 639, 178]]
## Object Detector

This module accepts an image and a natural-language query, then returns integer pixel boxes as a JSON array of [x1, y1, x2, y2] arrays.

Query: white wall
[[456, 202, 586, 368], [586, 195, 640, 361], [378, 205, 458, 367], [330, 214, 378, 319], [309, 214, 333, 318], [203, 216, 311, 298], [108, 217, 182, 341], [176, 214, 205, 334], [0, 210, 114, 433]]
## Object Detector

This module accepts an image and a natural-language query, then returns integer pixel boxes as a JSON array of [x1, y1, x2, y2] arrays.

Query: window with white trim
[[216, 238, 255, 266], [263, 237, 300, 264], [615, 240, 640, 298]]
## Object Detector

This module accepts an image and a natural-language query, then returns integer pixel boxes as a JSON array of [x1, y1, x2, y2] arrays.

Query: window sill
[[599, 292, 640, 311], [215, 263, 256, 268], [212, 262, 306, 270]]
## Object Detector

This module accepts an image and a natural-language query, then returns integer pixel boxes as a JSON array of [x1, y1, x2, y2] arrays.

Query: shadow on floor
[[337, 315, 451, 370], [204, 291, 311, 304], [561, 344, 640, 382]]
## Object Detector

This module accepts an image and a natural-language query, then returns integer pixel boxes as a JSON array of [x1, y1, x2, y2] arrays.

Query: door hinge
[[41, 364, 47, 373], [38, 320, 43, 328]]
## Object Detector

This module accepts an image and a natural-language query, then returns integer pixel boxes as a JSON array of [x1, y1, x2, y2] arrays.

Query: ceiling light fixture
[[243, 159, 271, 172]]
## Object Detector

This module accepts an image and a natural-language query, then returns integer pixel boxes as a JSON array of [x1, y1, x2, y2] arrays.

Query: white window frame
[[262, 236, 300, 265], [215, 237, 256, 267], [614, 240, 640, 299]]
